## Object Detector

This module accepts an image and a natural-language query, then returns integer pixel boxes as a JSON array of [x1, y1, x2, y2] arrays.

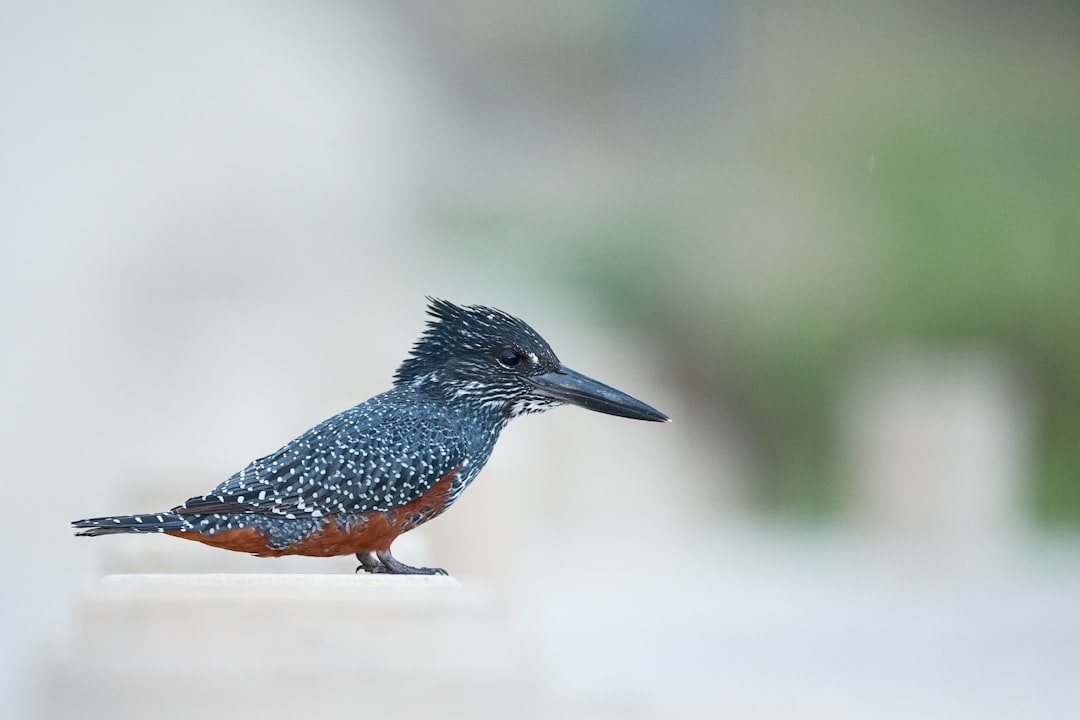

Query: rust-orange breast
[[166, 469, 458, 557]]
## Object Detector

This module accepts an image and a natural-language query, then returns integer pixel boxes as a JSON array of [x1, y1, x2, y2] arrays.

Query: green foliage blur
[[430, 3, 1080, 523]]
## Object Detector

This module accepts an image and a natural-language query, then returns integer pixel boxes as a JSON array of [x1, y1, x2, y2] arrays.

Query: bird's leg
[[370, 549, 447, 576], [354, 550, 384, 574]]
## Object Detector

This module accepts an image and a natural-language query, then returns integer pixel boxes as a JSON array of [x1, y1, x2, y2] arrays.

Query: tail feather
[[72, 512, 186, 536]]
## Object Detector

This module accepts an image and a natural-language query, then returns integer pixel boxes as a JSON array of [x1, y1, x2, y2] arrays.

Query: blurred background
[[2, 1, 1079, 718]]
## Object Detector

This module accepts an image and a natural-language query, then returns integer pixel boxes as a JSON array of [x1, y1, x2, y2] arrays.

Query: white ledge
[[86, 572, 481, 613], [99, 572, 461, 589]]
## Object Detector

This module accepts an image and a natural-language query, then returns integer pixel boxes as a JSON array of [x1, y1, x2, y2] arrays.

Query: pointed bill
[[529, 365, 669, 422]]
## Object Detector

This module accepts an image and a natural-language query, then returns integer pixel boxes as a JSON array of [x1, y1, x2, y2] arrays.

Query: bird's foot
[[354, 549, 447, 575], [354, 551, 382, 574], [367, 565, 447, 576], [374, 549, 448, 575], [353, 550, 446, 575]]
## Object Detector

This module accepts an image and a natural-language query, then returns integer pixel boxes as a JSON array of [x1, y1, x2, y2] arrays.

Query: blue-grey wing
[[177, 409, 466, 517]]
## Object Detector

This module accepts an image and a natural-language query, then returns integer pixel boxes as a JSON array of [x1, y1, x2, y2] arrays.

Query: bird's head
[[394, 298, 669, 422]]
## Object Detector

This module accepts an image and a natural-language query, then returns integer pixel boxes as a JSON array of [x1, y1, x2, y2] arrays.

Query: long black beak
[[530, 365, 670, 422]]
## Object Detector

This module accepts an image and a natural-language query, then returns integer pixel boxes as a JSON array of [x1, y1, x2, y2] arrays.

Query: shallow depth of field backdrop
[[2, 2, 1079, 719]]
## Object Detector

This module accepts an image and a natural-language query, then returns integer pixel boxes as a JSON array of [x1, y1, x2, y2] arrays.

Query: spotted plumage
[[73, 298, 669, 574]]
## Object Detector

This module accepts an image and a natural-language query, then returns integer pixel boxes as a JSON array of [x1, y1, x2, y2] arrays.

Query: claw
[[372, 549, 447, 575], [354, 550, 383, 574]]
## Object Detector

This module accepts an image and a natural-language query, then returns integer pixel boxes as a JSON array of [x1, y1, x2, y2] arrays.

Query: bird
[[72, 298, 669, 575]]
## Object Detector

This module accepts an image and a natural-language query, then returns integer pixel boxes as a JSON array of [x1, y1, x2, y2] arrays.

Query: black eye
[[497, 349, 522, 368]]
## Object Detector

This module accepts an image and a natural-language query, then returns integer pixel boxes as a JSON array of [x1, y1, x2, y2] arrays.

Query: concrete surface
[[38, 573, 536, 720]]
